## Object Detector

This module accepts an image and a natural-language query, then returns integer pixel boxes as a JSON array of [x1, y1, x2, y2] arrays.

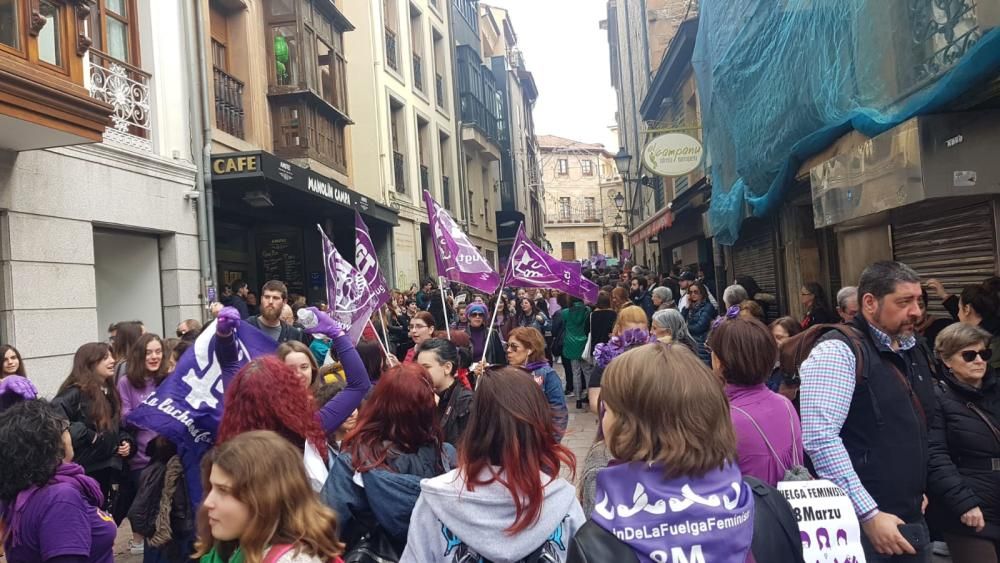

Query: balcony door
[[89, 0, 140, 65]]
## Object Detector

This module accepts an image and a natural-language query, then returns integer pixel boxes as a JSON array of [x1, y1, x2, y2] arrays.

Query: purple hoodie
[[591, 462, 754, 563], [118, 376, 157, 471]]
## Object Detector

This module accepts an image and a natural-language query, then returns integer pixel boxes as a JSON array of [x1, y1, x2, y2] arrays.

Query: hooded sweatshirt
[[401, 467, 586, 563]]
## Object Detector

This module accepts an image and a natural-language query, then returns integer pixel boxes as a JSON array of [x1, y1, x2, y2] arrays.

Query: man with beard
[[247, 280, 307, 344], [800, 261, 935, 562], [629, 275, 655, 320], [464, 302, 504, 365]]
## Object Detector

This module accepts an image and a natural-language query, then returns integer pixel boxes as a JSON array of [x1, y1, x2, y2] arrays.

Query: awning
[[629, 206, 673, 246], [211, 151, 399, 226]]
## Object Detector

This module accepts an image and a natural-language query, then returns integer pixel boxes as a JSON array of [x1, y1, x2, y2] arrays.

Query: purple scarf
[[3, 462, 104, 547], [523, 360, 550, 373], [592, 462, 754, 563]]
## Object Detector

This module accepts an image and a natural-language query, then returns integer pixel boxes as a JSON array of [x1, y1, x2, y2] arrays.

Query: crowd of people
[[2, 261, 1000, 562]]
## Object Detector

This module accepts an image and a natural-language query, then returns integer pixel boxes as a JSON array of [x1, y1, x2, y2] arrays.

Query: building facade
[[205, 0, 398, 304], [538, 135, 625, 262], [481, 4, 543, 266], [0, 1, 202, 394], [343, 0, 460, 291], [451, 0, 501, 270]]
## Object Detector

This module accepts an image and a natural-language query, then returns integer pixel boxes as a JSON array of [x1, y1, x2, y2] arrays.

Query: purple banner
[[354, 212, 390, 310], [505, 224, 575, 292], [127, 320, 277, 503], [581, 278, 600, 304], [621, 249, 632, 263], [423, 190, 500, 294], [319, 225, 377, 345]]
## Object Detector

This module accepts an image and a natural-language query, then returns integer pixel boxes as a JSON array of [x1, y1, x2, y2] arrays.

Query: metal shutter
[[892, 203, 997, 317], [732, 225, 780, 321]]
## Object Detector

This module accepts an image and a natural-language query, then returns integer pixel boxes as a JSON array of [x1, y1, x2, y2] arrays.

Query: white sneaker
[[128, 539, 144, 555]]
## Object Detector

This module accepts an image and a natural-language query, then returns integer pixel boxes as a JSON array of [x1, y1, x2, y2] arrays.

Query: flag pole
[[367, 319, 390, 356], [481, 249, 515, 368], [378, 308, 392, 353], [439, 276, 451, 339]]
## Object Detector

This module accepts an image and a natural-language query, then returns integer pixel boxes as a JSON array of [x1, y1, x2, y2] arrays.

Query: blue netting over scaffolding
[[692, 0, 1000, 245]]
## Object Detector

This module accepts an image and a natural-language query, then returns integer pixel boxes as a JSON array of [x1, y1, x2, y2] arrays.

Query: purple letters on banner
[[319, 225, 376, 345], [354, 212, 390, 310], [423, 190, 500, 294], [127, 320, 277, 504]]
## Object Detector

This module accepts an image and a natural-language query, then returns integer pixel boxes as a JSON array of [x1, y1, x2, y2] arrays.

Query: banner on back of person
[[777, 479, 866, 563]]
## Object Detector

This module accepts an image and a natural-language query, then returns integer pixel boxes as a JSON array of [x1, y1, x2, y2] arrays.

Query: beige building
[[344, 0, 464, 290], [538, 135, 625, 262]]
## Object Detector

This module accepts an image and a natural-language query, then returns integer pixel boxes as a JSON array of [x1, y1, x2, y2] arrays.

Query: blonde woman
[[194, 431, 344, 563]]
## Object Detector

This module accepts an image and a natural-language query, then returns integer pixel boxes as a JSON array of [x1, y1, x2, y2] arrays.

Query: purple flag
[[423, 190, 500, 293], [621, 249, 632, 263], [561, 260, 599, 304], [581, 278, 600, 304], [354, 212, 390, 310], [319, 225, 377, 344], [127, 320, 277, 504], [505, 224, 576, 292]]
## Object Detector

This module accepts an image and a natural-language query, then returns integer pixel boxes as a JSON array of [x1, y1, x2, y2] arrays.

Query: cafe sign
[[642, 133, 703, 177]]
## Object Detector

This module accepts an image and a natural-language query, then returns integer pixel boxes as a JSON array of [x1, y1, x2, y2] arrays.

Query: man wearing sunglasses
[[464, 303, 505, 366], [800, 261, 937, 562]]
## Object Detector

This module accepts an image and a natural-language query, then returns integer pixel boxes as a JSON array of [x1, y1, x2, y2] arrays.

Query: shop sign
[[642, 133, 703, 177], [212, 155, 258, 175], [307, 176, 352, 206], [629, 208, 674, 246]]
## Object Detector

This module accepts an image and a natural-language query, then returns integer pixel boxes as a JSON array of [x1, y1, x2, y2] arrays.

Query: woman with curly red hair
[[322, 362, 455, 557], [400, 366, 584, 562], [215, 306, 370, 489]]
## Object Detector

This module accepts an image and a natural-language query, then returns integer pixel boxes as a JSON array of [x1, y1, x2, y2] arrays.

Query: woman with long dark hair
[[194, 431, 345, 563], [0, 344, 27, 379], [401, 366, 584, 562], [117, 332, 167, 553], [417, 338, 474, 445], [1, 399, 116, 562], [799, 281, 835, 329], [111, 321, 143, 382], [322, 363, 456, 556], [52, 342, 135, 516]]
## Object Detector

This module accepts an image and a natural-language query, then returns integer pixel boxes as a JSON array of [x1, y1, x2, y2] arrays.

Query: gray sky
[[487, 0, 619, 149]]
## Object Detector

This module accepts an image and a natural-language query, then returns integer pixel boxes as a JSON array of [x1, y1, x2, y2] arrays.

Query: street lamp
[[613, 147, 632, 179], [611, 191, 625, 212]]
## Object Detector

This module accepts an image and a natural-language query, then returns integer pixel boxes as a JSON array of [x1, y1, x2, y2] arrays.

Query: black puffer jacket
[[927, 369, 1000, 541], [51, 386, 135, 474]]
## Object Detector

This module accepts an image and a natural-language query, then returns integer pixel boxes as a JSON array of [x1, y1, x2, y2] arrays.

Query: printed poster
[[777, 479, 867, 563]]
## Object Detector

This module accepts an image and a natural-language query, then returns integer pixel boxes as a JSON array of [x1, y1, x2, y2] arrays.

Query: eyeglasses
[[508, 343, 523, 351], [688, 290, 701, 296], [469, 313, 485, 318], [960, 349, 993, 362], [410, 324, 428, 330]]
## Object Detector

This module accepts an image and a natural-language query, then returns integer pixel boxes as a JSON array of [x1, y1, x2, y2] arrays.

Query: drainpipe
[[195, 0, 217, 291], [182, 0, 216, 313]]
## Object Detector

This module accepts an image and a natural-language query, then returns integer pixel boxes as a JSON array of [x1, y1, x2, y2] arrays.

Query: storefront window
[[271, 25, 298, 86], [37, 1, 62, 67], [0, 0, 19, 50]]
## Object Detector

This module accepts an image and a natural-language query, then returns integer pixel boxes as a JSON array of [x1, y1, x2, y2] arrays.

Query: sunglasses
[[961, 349, 993, 362], [469, 313, 485, 318]]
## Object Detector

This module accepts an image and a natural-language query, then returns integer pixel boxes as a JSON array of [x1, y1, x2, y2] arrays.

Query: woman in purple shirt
[[1, 399, 116, 563], [117, 332, 168, 553], [708, 307, 804, 486]]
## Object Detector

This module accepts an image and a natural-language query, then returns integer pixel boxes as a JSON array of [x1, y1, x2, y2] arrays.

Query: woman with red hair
[[322, 362, 455, 557], [215, 306, 370, 489], [400, 366, 584, 562]]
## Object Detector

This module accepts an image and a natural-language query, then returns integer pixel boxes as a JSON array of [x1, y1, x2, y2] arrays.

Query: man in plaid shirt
[[801, 261, 934, 562]]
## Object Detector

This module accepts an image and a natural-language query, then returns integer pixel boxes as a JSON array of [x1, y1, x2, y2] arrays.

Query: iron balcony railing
[[213, 66, 245, 139], [87, 49, 152, 152], [385, 28, 399, 71], [460, 93, 499, 141], [546, 209, 604, 224], [393, 151, 405, 192], [413, 53, 424, 91], [435, 73, 445, 108]]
